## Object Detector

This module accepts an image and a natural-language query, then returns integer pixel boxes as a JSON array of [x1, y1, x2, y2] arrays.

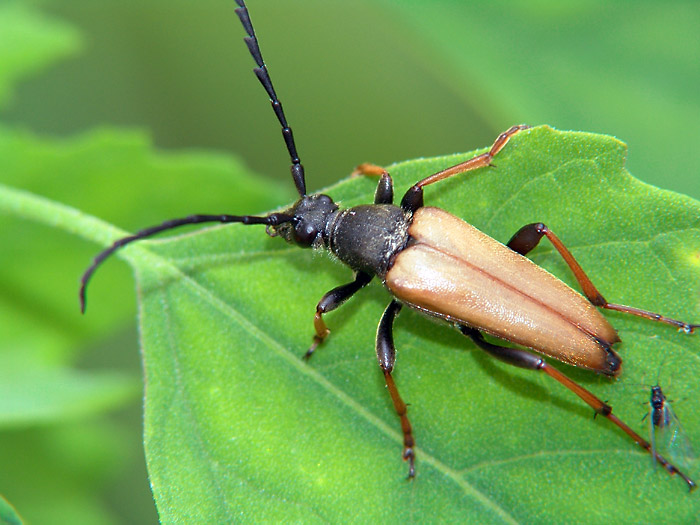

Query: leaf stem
[[0, 182, 128, 248]]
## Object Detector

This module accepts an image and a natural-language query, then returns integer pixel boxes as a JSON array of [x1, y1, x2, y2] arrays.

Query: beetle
[[80, 0, 698, 490]]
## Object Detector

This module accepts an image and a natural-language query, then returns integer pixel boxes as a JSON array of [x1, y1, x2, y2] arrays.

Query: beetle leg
[[400, 125, 530, 213], [459, 325, 697, 491], [507, 223, 699, 333], [352, 163, 394, 204], [304, 271, 373, 359], [376, 300, 415, 478]]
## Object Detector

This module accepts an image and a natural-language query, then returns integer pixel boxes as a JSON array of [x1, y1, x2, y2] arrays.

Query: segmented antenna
[[79, 1, 305, 312], [79, 212, 293, 313], [234, 0, 306, 196]]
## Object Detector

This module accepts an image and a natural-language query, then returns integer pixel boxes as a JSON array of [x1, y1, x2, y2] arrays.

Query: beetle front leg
[[352, 163, 394, 204], [507, 222, 699, 333], [459, 325, 697, 491], [377, 300, 415, 478], [304, 271, 373, 359]]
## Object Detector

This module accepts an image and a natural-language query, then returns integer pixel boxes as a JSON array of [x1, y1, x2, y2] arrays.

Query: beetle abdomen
[[385, 207, 621, 374]]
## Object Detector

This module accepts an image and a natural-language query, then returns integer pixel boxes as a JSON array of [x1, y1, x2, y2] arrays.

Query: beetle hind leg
[[377, 300, 415, 478], [304, 271, 372, 359], [507, 222, 699, 333], [459, 325, 697, 490]]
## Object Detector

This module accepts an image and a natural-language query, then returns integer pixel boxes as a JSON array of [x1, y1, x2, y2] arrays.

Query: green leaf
[[0, 494, 23, 525], [92, 127, 700, 521], [0, 2, 80, 109], [5, 127, 699, 521]]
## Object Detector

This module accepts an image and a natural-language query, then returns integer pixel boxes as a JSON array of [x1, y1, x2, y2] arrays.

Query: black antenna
[[235, 0, 306, 196], [79, 1, 307, 312], [79, 212, 293, 313]]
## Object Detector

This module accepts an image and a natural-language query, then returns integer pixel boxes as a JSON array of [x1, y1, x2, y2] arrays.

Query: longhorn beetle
[[80, 0, 698, 490]]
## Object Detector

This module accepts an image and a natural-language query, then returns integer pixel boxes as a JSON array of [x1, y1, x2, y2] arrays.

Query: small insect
[[643, 383, 696, 472], [79, 0, 698, 490]]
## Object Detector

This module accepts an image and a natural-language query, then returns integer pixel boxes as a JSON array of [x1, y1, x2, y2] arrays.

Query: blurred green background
[[1, 0, 698, 522], [6, 0, 700, 195]]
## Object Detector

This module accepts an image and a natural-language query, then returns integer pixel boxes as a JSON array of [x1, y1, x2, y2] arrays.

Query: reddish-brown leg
[[415, 124, 530, 189], [401, 124, 530, 212], [304, 271, 372, 359], [461, 326, 696, 491], [352, 163, 388, 178], [377, 300, 415, 478], [508, 223, 699, 333]]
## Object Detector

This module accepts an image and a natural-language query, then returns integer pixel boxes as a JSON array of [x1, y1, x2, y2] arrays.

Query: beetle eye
[[294, 221, 317, 245]]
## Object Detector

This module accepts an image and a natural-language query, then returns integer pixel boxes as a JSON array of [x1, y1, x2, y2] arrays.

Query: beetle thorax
[[328, 204, 410, 277]]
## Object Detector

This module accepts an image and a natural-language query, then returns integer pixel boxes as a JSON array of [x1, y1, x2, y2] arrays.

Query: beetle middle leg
[[507, 223, 699, 333], [304, 271, 373, 359], [459, 325, 697, 490], [400, 124, 530, 212], [377, 300, 415, 478]]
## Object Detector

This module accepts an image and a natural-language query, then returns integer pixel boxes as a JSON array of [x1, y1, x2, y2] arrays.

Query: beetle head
[[269, 193, 338, 248]]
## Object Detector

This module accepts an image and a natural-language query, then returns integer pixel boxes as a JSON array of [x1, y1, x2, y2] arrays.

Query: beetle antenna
[[79, 212, 293, 313], [81, 2, 310, 312], [234, 0, 306, 196]]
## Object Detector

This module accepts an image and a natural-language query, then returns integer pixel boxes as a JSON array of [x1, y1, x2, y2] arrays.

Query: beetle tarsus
[[679, 323, 698, 334], [405, 448, 416, 480], [303, 338, 322, 361]]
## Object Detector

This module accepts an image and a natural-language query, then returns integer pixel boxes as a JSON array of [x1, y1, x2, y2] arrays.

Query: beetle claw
[[404, 448, 415, 480]]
